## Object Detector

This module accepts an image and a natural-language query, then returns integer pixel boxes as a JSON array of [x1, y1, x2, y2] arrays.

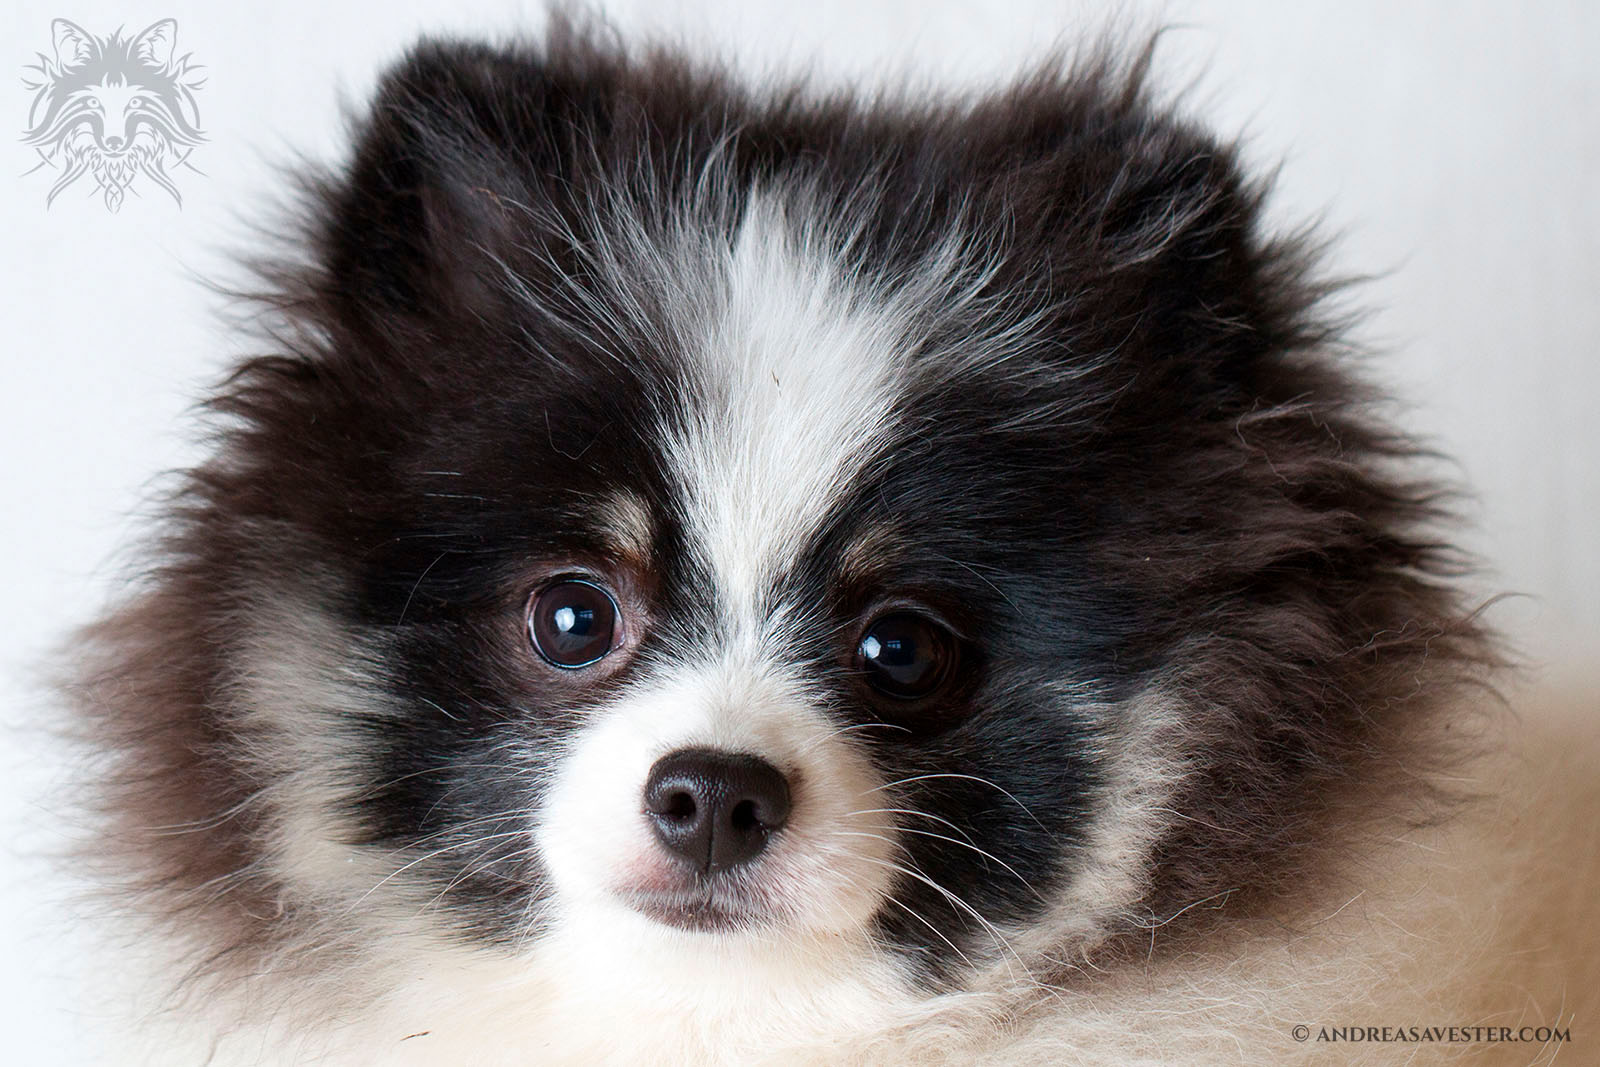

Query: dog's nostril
[[642, 748, 791, 875], [662, 790, 697, 820]]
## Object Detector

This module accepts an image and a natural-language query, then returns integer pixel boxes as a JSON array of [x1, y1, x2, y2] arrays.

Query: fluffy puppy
[[66, 24, 1592, 1067]]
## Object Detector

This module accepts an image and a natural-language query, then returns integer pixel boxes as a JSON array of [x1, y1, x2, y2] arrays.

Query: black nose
[[643, 748, 791, 875]]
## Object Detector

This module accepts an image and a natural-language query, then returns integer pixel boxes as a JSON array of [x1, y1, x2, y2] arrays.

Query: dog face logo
[[21, 19, 206, 211]]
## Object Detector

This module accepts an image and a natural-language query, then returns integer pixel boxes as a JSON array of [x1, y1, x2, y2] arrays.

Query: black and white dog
[[69, 24, 1591, 1066]]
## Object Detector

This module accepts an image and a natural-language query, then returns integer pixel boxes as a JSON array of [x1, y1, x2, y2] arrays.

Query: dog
[[65, 23, 1596, 1066]]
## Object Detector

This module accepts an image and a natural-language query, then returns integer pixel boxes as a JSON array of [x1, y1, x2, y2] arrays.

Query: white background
[[3, 2, 1596, 1062]]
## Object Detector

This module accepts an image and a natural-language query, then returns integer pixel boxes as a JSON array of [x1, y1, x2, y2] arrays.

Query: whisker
[[792, 718, 915, 761], [831, 831, 1026, 980], [842, 805, 978, 845], [866, 773, 1049, 830], [881, 894, 976, 972], [890, 827, 1045, 901], [422, 842, 542, 912], [840, 805, 1044, 898], [388, 812, 536, 857], [355, 828, 531, 904]]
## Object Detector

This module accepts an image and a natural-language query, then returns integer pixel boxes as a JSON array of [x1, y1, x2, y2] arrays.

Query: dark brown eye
[[856, 612, 957, 700], [528, 579, 620, 668]]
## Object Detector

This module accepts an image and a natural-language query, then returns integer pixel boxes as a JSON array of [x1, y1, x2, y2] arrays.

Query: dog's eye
[[856, 613, 957, 700], [528, 579, 621, 669]]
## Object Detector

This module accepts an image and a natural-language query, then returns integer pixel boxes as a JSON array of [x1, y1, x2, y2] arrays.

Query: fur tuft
[[60, 23, 1520, 1065]]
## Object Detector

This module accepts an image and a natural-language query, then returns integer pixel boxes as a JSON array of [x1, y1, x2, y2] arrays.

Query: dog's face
[[80, 33, 1483, 1022], [257, 163, 1127, 985]]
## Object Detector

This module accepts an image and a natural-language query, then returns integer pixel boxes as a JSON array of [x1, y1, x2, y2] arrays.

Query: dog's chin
[[616, 868, 784, 934], [623, 889, 759, 933]]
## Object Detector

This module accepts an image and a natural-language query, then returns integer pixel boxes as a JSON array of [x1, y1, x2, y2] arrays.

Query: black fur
[[69, 23, 1494, 1008]]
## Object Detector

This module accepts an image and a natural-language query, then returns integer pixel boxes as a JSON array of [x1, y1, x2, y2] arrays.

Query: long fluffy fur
[[60, 22, 1549, 1066]]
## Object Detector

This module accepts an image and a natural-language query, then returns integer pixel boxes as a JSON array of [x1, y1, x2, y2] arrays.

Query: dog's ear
[[974, 70, 1317, 401], [318, 40, 599, 334]]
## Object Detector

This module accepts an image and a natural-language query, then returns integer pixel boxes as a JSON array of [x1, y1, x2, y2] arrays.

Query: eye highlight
[[528, 579, 621, 668], [856, 612, 957, 700]]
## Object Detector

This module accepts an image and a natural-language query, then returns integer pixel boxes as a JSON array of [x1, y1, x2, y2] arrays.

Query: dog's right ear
[[317, 40, 613, 335]]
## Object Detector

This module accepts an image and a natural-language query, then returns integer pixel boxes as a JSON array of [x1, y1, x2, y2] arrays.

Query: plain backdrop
[[3, 2, 1596, 1062]]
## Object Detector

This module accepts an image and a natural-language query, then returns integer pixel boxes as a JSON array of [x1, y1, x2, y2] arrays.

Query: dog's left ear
[[977, 73, 1314, 399]]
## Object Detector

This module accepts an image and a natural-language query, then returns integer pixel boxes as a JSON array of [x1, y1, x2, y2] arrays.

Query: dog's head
[[74, 32, 1490, 1019]]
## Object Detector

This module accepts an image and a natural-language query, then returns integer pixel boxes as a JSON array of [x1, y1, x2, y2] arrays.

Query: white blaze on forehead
[[666, 195, 913, 619]]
